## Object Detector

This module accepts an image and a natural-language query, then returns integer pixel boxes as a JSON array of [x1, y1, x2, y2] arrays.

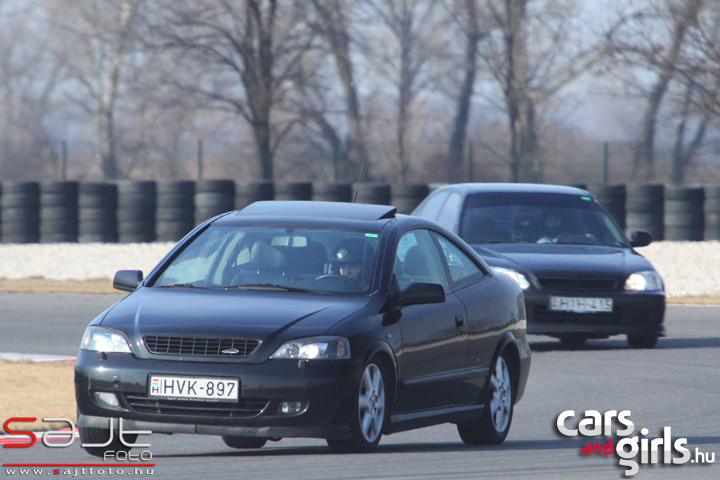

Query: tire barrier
[[40, 181, 78, 243], [274, 182, 312, 201], [704, 185, 720, 241], [588, 184, 626, 230], [156, 180, 195, 242], [78, 183, 118, 243], [4, 181, 720, 243], [312, 183, 353, 203], [1, 182, 40, 243], [235, 181, 274, 210], [663, 186, 704, 241], [354, 183, 391, 206], [626, 184, 664, 241], [117, 181, 156, 243], [391, 184, 430, 214], [194, 180, 235, 225]]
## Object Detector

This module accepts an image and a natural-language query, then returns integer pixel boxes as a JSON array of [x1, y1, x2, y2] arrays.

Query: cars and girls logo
[[2, 417, 154, 477], [557, 409, 715, 476]]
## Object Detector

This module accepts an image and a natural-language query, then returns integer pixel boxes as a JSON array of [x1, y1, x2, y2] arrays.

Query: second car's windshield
[[460, 193, 627, 247], [152, 225, 380, 293]]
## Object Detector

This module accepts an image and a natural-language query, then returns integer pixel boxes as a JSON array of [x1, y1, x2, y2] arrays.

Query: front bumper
[[524, 289, 665, 338], [75, 350, 361, 439]]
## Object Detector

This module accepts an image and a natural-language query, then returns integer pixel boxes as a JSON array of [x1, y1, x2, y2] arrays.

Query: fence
[[0, 181, 717, 243]]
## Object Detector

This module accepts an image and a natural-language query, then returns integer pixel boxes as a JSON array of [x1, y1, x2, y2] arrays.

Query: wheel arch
[[362, 340, 398, 422], [492, 331, 521, 404]]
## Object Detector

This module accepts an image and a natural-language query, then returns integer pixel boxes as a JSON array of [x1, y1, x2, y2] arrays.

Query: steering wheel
[[315, 274, 362, 292]]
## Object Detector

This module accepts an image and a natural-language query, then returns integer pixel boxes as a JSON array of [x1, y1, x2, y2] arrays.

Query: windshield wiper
[[223, 283, 320, 293], [157, 283, 211, 289]]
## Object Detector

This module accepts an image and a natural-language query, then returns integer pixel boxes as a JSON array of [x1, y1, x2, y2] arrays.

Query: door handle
[[455, 314, 465, 327]]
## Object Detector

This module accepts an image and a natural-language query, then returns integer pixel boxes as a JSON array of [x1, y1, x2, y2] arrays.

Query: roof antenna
[[352, 156, 367, 203]]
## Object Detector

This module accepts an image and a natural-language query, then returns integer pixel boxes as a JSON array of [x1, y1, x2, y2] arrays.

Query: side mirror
[[399, 282, 446, 307], [113, 270, 143, 292], [630, 230, 652, 248]]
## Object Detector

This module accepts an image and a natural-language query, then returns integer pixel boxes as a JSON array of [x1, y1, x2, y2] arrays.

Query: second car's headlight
[[80, 327, 132, 353], [624, 271, 664, 292], [493, 267, 531, 290], [271, 336, 350, 360]]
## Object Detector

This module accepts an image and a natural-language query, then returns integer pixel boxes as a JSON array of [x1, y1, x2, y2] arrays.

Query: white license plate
[[549, 296, 613, 313], [149, 375, 239, 401]]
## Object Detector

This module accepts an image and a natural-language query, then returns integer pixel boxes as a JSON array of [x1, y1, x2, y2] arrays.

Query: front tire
[[222, 435, 267, 449], [79, 427, 137, 458], [457, 351, 514, 445], [327, 360, 387, 453]]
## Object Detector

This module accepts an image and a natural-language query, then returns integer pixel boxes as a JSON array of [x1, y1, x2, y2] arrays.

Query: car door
[[393, 229, 469, 412], [431, 231, 503, 405]]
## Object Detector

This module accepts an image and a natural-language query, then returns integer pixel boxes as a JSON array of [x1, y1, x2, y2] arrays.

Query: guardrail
[[0, 181, 717, 243]]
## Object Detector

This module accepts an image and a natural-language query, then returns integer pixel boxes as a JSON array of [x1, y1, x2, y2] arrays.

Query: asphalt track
[[1, 294, 719, 479]]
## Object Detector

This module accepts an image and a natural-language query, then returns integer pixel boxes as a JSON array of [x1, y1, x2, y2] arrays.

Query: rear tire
[[327, 359, 387, 453], [457, 351, 514, 445], [627, 334, 658, 349], [221, 435, 267, 449], [79, 426, 137, 458]]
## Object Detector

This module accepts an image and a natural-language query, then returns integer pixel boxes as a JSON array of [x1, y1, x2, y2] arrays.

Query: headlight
[[271, 336, 350, 360], [624, 271, 664, 292], [493, 267, 530, 290], [80, 327, 132, 353]]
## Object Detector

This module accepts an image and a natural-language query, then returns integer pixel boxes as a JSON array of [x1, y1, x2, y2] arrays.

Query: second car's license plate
[[549, 296, 613, 313], [149, 375, 239, 401]]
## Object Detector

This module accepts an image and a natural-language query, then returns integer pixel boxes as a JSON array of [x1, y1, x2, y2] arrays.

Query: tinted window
[[394, 230, 449, 290], [459, 193, 627, 247], [413, 190, 449, 220], [153, 225, 380, 293], [433, 233, 483, 284]]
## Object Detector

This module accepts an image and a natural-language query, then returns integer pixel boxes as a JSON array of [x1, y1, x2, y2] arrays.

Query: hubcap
[[358, 364, 385, 443], [489, 356, 512, 433]]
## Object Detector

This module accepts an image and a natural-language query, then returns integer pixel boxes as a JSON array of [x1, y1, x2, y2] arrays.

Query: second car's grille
[[143, 335, 260, 357], [124, 394, 268, 417], [536, 277, 618, 291]]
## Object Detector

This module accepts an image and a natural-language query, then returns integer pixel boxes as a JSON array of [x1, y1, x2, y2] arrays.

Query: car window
[[435, 192, 463, 232], [432, 233, 484, 284], [413, 190, 449, 221], [393, 230, 449, 291]]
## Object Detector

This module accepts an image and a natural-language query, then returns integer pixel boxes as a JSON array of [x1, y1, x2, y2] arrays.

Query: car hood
[[99, 287, 369, 343], [471, 243, 655, 278]]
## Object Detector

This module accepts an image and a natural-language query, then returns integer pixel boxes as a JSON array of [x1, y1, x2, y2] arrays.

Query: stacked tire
[[626, 184, 663, 241], [312, 183, 353, 203], [78, 183, 118, 243], [40, 181, 78, 243], [588, 184, 626, 230], [664, 186, 704, 241], [195, 180, 235, 225], [235, 181, 274, 210], [391, 184, 430, 214], [117, 181, 156, 243], [704, 185, 720, 240], [274, 182, 312, 201], [354, 183, 391, 206], [1, 182, 40, 243], [156, 181, 195, 242]]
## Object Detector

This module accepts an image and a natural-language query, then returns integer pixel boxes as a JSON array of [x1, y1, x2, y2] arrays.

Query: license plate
[[149, 375, 239, 401], [549, 296, 613, 313]]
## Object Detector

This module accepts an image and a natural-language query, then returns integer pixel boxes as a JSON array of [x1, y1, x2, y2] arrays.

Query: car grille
[[124, 394, 269, 417], [143, 335, 260, 357], [534, 306, 623, 324], [536, 277, 618, 291]]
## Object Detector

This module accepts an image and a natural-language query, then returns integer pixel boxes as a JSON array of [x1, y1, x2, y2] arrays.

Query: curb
[[0, 352, 76, 363]]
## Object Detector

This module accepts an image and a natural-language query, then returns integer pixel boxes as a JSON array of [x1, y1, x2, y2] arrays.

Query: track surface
[[1, 294, 718, 479]]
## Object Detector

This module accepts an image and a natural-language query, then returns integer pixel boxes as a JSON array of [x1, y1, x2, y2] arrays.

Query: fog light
[[278, 401, 307, 415], [93, 392, 120, 408]]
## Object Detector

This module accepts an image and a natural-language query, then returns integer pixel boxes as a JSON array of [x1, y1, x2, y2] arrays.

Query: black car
[[75, 201, 530, 456], [413, 183, 665, 348]]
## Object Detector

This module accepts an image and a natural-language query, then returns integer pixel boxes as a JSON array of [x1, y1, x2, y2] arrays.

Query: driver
[[332, 238, 375, 288], [536, 208, 568, 243]]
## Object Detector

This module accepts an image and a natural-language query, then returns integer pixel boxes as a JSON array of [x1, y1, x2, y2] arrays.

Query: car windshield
[[460, 192, 628, 247], [152, 225, 381, 294]]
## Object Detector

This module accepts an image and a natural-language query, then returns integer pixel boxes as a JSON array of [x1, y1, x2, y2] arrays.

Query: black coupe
[[413, 183, 665, 348], [75, 201, 530, 455]]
